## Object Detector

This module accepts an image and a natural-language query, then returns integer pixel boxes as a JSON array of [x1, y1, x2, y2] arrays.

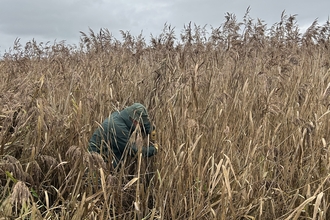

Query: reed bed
[[1, 11, 330, 219]]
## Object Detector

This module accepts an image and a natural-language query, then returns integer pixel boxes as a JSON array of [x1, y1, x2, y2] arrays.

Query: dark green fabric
[[88, 104, 157, 168]]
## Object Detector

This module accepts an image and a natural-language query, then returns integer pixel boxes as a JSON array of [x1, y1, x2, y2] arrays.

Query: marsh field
[[1, 12, 330, 219]]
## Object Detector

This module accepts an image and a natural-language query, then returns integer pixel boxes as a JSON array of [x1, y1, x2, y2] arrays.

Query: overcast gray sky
[[0, 0, 329, 55]]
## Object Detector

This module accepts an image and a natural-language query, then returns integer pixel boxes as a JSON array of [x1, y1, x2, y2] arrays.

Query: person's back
[[88, 103, 158, 169]]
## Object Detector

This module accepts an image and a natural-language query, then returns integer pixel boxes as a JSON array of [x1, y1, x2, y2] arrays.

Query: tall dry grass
[[1, 10, 330, 219]]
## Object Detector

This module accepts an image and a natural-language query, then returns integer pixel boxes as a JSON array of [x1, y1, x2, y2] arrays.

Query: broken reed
[[1, 11, 330, 219]]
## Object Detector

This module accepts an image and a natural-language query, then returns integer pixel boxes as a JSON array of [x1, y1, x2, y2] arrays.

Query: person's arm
[[142, 143, 158, 157], [130, 143, 157, 157], [88, 124, 110, 160]]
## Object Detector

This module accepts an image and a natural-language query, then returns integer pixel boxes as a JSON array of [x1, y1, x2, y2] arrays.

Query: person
[[88, 103, 158, 169]]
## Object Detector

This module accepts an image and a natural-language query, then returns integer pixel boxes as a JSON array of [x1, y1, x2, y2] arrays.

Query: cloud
[[0, 0, 329, 54], [0, 0, 172, 45]]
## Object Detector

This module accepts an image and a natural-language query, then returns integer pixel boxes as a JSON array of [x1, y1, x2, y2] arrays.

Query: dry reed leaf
[[210, 159, 223, 194], [123, 177, 139, 191], [285, 195, 316, 220], [318, 110, 330, 121], [190, 134, 203, 152], [222, 165, 232, 200], [312, 192, 323, 220], [99, 168, 106, 192], [322, 82, 330, 99], [44, 190, 50, 210], [311, 174, 330, 201], [223, 154, 240, 187], [134, 201, 140, 212], [259, 198, 264, 218], [72, 192, 86, 220], [321, 138, 327, 148], [242, 215, 255, 220]]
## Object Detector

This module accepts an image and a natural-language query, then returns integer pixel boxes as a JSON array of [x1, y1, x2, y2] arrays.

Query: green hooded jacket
[[88, 103, 157, 168]]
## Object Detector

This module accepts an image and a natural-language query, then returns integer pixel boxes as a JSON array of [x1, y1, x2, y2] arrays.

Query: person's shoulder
[[111, 111, 120, 117], [112, 111, 126, 124]]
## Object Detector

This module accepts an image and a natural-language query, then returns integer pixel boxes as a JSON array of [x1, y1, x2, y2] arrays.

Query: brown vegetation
[[1, 10, 330, 219]]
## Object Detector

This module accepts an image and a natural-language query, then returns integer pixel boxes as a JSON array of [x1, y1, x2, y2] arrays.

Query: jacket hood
[[120, 103, 151, 134]]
